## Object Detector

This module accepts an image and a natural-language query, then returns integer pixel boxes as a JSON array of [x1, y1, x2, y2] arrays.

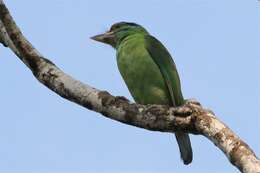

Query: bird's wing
[[145, 35, 193, 165], [144, 35, 184, 106]]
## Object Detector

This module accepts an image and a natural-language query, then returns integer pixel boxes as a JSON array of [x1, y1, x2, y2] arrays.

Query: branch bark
[[0, 1, 259, 173]]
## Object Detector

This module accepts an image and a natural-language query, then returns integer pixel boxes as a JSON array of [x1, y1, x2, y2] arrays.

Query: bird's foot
[[185, 99, 201, 106]]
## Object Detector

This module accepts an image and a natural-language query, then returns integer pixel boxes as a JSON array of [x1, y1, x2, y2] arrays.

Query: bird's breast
[[116, 41, 171, 105]]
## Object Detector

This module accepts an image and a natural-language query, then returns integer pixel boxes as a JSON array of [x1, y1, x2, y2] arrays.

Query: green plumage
[[91, 22, 193, 165], [117, 34, 172, 105]]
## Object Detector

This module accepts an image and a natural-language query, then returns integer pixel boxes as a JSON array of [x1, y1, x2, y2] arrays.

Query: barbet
[[91, 22, 193, 165]]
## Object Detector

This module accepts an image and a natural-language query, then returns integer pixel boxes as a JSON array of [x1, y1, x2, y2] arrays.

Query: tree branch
[[0, 1, 259, 173]]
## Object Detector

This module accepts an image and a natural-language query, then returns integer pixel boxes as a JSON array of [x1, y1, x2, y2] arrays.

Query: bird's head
[[91, 22, 148, 48]]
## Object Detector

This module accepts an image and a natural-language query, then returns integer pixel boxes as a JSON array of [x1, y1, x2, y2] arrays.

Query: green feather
[[92, 22, 193, 165], [144, 35, 184, 106]]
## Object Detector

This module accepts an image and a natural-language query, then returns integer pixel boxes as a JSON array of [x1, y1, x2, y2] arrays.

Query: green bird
[[91, 22, 193, 165]]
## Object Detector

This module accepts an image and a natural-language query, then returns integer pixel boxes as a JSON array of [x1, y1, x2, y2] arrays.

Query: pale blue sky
[[0, 1, 259, 173]]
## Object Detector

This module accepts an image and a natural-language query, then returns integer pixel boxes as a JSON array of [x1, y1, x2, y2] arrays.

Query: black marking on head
[[109, 22, 140, 32]]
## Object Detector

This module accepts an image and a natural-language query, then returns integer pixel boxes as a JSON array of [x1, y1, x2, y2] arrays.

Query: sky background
[[0, 0, 259, 173]]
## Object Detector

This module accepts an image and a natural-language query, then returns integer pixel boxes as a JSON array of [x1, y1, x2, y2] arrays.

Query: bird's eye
[[110, 25, 120, 31], [110, 22, 127, 31]]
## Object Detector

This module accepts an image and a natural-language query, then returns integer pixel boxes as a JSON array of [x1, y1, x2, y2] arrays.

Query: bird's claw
[[185, 99, 201, 106], [173, 106, 193, 117]]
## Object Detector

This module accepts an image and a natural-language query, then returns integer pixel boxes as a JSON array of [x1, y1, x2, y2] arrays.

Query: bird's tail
[[175, 132, 193, 165]]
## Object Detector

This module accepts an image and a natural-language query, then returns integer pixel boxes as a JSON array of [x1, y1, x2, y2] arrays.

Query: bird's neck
[[115, 33, 147, 50]]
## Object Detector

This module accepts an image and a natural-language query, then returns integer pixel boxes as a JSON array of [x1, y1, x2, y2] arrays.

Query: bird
[[91, 22, 193, 165]]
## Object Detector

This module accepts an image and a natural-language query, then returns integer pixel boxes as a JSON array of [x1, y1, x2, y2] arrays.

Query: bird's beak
[[90, 31, 115, 45]]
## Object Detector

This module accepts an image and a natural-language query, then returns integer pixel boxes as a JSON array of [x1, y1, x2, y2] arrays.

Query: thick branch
[[0, 1, 259, 173]]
